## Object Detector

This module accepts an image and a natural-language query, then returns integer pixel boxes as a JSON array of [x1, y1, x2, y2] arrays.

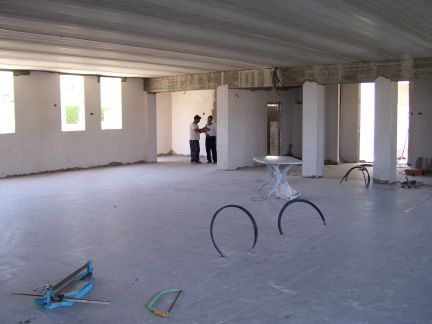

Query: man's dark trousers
[[205, 135, 217, 163], [189, 140, 200, 162]]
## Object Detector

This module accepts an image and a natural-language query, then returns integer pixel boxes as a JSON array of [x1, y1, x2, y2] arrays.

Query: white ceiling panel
[[0, 0, 431, 77]]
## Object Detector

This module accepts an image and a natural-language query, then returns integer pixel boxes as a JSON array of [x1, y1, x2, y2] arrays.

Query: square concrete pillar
[[324, 84, 340, 164], [216, 85, 229, 169], [373, 77, 398, 183], [302, 82, 325, 177], [143, 92, 157, 162], [217, 85, 268, 170], [156, 92, 172, 155], [340, 84, 360, 162]]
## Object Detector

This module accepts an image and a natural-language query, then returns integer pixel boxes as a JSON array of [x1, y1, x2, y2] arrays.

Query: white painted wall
[[156, 92, 172, 154], [217, 85, 229, 169], [171, 90, 214, 156], [373, 77, 397, 183], [217, 87, 302, 170], [143, 92, 157, 163], [228, 89, 268, 169], [217, 88, 269, 170], [340, 84, 360, 162], [279, 90, 295, 156], [0, 71, 156, 177], [324, 84, 340, 164], [408, 79, 432, 167], [302, 82, 325, 177], [279, 88, 303, 158], [291, 105, 303, 159]]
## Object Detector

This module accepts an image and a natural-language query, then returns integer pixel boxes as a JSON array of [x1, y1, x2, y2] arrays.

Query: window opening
[[0, 71, 15, 134], [60, 75, 85, 131], [100, 77, 122, 130]]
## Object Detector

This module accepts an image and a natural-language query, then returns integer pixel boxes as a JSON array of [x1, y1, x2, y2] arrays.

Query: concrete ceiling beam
[[144, 57, 432, 93]]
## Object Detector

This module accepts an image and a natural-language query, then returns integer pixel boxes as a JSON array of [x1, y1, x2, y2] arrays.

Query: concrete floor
[[1, 157, 431, 324]]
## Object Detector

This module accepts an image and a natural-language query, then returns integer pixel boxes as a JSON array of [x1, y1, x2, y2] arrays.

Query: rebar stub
[[278, 198, 326, 235], [210, 204, 258, 257]]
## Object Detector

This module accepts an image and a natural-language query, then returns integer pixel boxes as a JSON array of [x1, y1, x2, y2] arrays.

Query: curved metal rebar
[[278, 198, 326, 235], [360, 166, 371, 188], [340, 164, 372, 188], [210, 205, 258, 257], [359, 167, 367, 187]]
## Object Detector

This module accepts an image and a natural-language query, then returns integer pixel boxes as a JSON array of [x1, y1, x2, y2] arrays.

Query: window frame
[[0, 71, 16, 134], [100, 77, 122, 130], [60, 74, 86, 132]]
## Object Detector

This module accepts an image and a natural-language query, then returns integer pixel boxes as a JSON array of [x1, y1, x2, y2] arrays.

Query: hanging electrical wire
[[270, 67, 286, 104], [397, 129, 409, 162]]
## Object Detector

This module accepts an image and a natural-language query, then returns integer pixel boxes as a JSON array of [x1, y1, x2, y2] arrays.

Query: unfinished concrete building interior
[[1, 1, 432, 323]]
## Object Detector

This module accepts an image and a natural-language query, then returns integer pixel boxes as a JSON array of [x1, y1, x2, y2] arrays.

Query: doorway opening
[[359, 83, 375, 162], [267, 102, 281, 155], [397, 81, 409, 165], [358, 81, 409, 163]]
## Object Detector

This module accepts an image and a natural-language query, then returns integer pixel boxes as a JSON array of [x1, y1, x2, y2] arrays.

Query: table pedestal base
[[275, 182, 300, 200], [259, 164, 301, 200]]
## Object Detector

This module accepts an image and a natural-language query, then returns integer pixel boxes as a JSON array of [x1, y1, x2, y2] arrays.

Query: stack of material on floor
[[400, 176, 432, 189], [407, 157, 430, 176], [400, 177, 422, 189], [415, 157, 429, 170], [405, 169, 425, 176]]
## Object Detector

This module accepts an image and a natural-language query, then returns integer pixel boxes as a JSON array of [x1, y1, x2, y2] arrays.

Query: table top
[[253, 155, 303, 165]]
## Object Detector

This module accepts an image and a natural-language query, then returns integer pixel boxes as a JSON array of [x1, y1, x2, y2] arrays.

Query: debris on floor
[[405, 168, 425, 176], [399, 176, 432, 189], [400, 177, 422, 189], [18, 318, 36, 324]]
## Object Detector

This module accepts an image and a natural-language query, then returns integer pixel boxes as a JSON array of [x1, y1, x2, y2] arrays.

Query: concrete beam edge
[[144, 57, 432, 93]]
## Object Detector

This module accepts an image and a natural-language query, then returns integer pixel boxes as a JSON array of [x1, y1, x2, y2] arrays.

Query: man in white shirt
[[205, 115, 217, 163], [190, 115, 205, 163]]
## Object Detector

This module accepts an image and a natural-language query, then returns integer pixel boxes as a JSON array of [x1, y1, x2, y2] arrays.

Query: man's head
[[207, 115, 213, 124], [193, 115, 201, 124]]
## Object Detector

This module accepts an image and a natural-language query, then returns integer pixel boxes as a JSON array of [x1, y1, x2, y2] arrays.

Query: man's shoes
[[196, 161, 202, 164], [213, 161, 217, 164], [207, 161, 212, 164]]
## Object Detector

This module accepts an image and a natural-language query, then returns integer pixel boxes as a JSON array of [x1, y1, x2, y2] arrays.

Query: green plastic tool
[[147, 289, 182, 318]]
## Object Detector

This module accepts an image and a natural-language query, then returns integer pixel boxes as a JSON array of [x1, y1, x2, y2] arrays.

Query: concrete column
[[302, 82, 325, 177], [340, 84, 360, 162], [156, 92, 172, 155], [373, 77, 398, 183], [216, 85, 229, 169], [408, 79, 432, 166], [143, 92, 157, 162], [324, 84, 340, 164], [217, 86, 268, 170]]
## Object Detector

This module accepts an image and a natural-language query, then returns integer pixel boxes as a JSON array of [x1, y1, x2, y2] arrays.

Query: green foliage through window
[[101, 106, 109, 122], [65, 105, 79, 124]]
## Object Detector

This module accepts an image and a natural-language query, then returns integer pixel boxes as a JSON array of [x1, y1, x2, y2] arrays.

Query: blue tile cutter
[[12, 260, 110, 309]]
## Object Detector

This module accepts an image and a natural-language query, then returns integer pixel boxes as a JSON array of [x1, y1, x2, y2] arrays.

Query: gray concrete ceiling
[[0, 0, 431, 77]]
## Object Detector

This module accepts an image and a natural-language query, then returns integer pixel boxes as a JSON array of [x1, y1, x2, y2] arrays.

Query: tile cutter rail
[[12, 260, 110, 309]]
